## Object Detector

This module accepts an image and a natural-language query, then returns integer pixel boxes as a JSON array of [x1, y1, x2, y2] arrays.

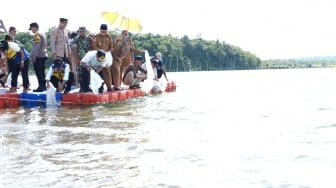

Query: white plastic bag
[[105, 51, 113, 67], [152, 80, 161, 93], [46, 85, 57, 106], [89, 69, 104, 94], [142, 50, 155, 94]]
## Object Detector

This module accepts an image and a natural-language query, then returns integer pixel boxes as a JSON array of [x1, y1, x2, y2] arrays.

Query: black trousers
[[10, 59, 29, 89], [50, 72, 74, 92], [157, 69, 163, 79], [80, 66, 104, 92], [34, 57, 47, 88]]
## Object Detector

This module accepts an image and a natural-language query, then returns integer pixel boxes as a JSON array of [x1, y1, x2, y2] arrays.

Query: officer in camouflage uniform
[[72, 26, 91, 89]]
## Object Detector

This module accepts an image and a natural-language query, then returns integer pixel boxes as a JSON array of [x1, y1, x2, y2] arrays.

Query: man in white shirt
[[80, 50, 108, 93]]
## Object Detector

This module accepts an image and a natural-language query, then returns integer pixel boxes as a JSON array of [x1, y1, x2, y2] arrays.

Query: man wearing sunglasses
[[79, 50, 108, 93]]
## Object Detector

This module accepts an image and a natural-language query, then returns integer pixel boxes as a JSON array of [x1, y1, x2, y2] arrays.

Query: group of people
[[0, 17, 169, 94]]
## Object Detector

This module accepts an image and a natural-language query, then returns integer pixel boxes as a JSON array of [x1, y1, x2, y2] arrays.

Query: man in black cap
[[29, 22, 48, 92], [122, 55, 147, 89], [45, 58, 74, 94], [60, 18, 68, 23]]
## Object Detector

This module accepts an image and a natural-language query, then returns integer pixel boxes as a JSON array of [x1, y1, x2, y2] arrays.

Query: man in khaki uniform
[[50, 18, 71, 63], [91, 24, 113, 92]]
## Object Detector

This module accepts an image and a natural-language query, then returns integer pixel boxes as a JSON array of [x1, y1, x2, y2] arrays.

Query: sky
[[2, 0, 336, 60]]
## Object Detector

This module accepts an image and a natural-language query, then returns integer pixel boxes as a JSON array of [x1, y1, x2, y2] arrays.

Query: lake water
[[1, 68, 336, 187]]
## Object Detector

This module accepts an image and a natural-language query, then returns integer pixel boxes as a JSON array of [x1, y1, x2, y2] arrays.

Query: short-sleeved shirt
[[81, 50, 107, 69]]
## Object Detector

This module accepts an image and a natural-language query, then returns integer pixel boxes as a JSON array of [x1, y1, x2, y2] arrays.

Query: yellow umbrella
[[0, 20, 8, 33], [101, 11, 143, 32]]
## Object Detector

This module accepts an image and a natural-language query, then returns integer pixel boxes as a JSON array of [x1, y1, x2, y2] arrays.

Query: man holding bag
[[80, 50, 108, 94], [45, 58, 74, 94]]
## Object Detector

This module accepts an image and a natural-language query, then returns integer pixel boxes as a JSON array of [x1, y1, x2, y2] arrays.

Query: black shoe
[[64, 90, 70, 94], [114, 87, 123, 91], [99, 88, 104, 94], [33, 87, 46, 92], [107, 87, 112, 92], [130, 85, 141, 89], [82, 90, 92, 93]]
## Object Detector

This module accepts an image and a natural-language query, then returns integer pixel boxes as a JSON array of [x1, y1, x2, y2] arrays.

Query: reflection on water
[[1, 69, 336, 187]]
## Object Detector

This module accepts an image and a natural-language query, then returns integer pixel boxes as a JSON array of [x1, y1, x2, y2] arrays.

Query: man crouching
[[122, 55, 147, 89], [80, 50, 107, 93], [46, 58, 74, 94]]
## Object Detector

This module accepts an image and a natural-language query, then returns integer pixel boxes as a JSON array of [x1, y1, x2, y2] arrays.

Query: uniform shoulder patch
[[34, 33, 41, 43]]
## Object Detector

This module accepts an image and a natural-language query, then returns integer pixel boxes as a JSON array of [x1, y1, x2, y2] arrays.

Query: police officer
[[29, 22, 48, 92], [50, 18, 71, 62]]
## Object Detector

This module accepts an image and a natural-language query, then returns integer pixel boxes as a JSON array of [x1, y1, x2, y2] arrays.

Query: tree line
[[263, 57, 336, 69], [1, 29, 263, 71]]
